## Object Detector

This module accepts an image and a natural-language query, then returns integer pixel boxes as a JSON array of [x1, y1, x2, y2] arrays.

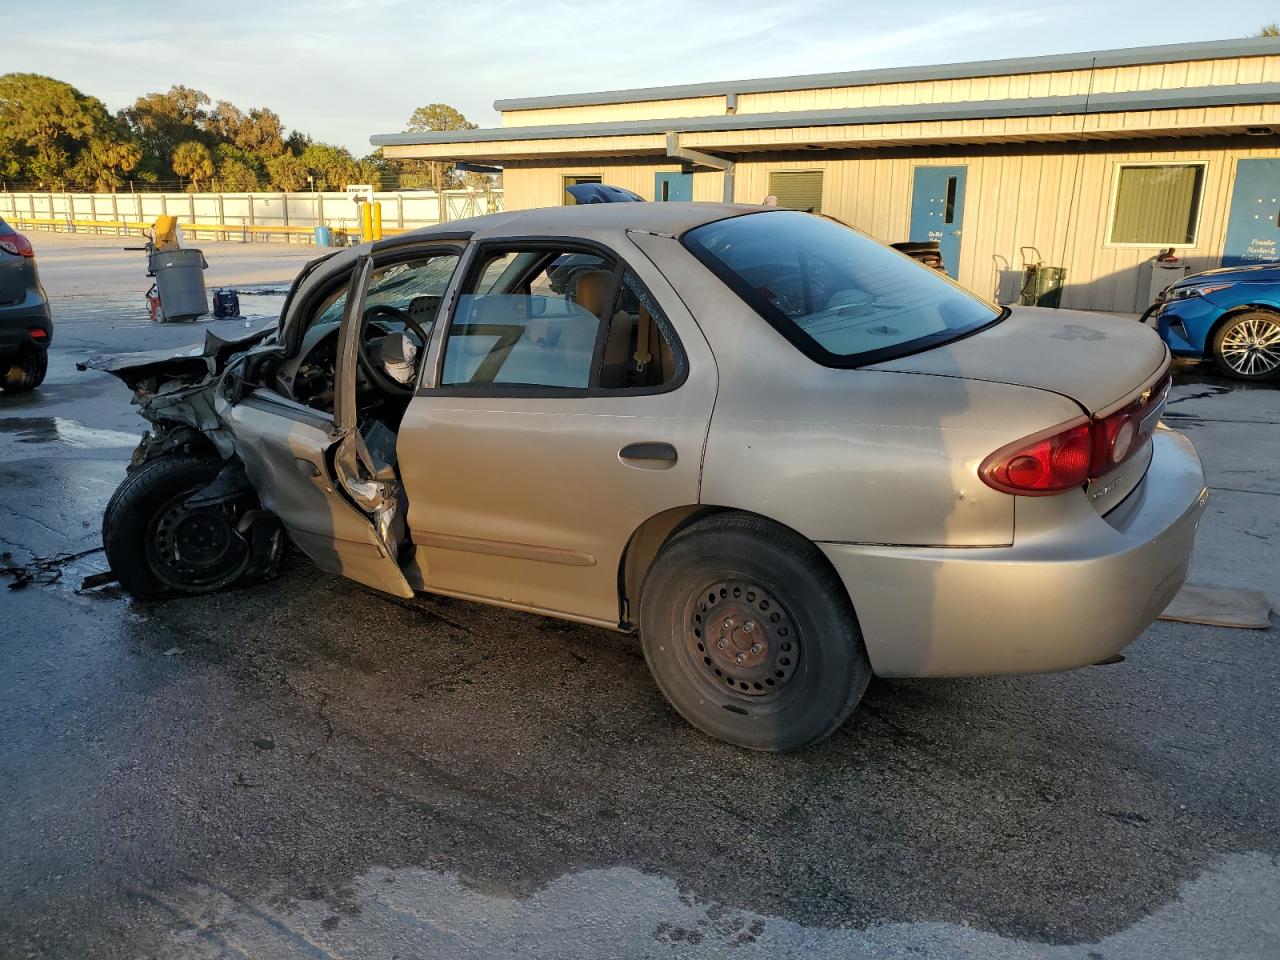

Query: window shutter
[[768, 171, 824, 213], [1110, 165, 1204, 245]]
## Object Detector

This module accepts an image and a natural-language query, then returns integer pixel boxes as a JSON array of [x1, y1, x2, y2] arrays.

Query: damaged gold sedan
[[88, 203, 1207, 750]]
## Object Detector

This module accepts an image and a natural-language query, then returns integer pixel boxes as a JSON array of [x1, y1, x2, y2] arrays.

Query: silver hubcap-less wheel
[[1221, 316, 1280, 377]]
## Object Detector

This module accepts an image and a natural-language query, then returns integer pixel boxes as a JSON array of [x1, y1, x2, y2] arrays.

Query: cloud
[[0, 0, 1261, 153]]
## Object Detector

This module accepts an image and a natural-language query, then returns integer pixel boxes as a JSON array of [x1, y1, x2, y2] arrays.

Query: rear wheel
[[103, 455, 257, 598], [639, 514, 871, 751], [1, 344, 48, 392], [1212, 310, 1280, 381]]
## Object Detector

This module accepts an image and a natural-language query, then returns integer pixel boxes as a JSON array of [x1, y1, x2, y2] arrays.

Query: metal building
[[372, 38, 1280, 312]]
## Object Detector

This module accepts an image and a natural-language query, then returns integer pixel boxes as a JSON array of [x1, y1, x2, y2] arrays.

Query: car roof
[[400, 201, 766, 243]]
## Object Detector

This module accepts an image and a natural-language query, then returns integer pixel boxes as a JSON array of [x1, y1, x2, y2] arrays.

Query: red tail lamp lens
[[980, 372, 1171, 497], [982, 421, 1092, 495], [0, 232, 34, 257], [1093, 372, 1170, 470]]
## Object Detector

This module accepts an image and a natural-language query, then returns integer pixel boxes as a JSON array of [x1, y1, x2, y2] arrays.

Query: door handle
[[619, 442, 678, 466]]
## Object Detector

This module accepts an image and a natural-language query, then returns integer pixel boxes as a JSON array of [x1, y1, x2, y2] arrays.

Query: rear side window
[[683, 211, 1000, 367], [597, 271, 683, 391], [442, 249, 614, 389]]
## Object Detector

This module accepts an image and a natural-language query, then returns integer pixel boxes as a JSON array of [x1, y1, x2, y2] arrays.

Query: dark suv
[[0, 217, 53, 392]]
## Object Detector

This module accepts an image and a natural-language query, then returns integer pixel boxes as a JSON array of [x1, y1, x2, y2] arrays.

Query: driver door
[[219, 245, 459, 597]]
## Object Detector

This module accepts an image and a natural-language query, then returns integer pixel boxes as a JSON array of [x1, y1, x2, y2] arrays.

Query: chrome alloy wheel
[[1220, 315, 1280, 378]]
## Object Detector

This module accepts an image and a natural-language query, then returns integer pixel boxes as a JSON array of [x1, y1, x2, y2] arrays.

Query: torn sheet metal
[[78, 323, 276, 461], [77, 323, 274, 384]]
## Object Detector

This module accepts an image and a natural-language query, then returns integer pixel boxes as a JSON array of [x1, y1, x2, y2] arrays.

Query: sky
[[6, 0, 1276, 155]]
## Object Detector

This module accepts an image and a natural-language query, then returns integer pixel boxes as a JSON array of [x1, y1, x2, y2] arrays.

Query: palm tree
[[171, 140, 213, 191]]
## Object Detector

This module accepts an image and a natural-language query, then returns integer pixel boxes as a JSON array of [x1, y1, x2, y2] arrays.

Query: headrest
[[574, 270, 613, 318]]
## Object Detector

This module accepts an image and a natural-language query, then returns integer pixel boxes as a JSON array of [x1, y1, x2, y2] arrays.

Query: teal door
[[909, 166, 967, 279], [1224, 159, 1280, 266], [655, 172, 693, 202]]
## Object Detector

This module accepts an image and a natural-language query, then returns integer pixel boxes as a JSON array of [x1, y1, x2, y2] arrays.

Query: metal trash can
[[1147, 260, 1190, 310], [1019, 264, 1067, 308], [147, 248, 209, 322]]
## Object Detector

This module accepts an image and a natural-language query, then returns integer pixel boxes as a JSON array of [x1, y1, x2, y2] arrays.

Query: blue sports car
[[1151, 263, 1280, 382]]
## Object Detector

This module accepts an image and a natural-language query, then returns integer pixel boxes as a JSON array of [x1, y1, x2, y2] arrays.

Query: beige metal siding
[[737, 56, 1280, 116], [502, 160, 722, 208], [502, 96, 728, 127], [498, 55, 1280, 129], [506, 139, 1280, 313]]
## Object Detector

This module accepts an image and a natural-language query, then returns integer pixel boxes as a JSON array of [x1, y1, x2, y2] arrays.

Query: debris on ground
[[80, 570, 119, 590], [1159, 585, 1273, 630], [1, 547, 105, 590]]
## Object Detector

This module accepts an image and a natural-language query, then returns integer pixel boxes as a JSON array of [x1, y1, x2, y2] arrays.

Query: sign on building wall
[[1223, 159, 1280, 266]]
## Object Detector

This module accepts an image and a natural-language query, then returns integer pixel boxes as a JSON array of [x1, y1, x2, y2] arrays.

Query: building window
[[1109, 163, 1206, 246], [563, 175, 602, 205], [768, 171, 823, 213]]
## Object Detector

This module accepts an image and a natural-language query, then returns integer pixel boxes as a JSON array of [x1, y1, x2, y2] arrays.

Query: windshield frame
[[681, 210, 1007, 369]]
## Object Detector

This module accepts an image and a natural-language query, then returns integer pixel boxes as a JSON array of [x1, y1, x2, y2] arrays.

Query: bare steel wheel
[[1213, 310, 1280, 382], [687, 580, 800, 699], [104, 455, 259, 598], [145, 488, 251, 592], [640, 513, 871, 752]]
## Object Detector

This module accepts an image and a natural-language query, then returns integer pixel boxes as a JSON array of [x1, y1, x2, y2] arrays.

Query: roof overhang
[[487, 38, 1280, 112], [373, 85, 1280, 164]]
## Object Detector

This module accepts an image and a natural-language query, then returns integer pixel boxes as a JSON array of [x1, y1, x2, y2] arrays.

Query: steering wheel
[[357, 303, 430, 396]]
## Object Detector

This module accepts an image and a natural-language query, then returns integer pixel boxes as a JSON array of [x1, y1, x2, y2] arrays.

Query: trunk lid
[[871, 306, 1170, 516], [868, 306, 1167, 415]]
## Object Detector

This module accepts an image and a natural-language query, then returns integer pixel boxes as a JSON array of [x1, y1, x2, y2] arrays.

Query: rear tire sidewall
[[103, 455, 250, 599], [640, 516, 870, 751], [1212, 310, 1280, 382], [1, 345, 48, 392]]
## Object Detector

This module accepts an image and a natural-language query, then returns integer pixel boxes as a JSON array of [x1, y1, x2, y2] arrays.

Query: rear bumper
[[0, 292, 53, 356], [820, 427, 1207, 678]]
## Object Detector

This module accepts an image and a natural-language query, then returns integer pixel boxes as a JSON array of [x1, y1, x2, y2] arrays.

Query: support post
[[665, 132, 735, 203]]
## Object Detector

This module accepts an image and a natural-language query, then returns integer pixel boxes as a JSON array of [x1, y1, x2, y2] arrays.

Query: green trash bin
[[1019, 264, 1066, 309]]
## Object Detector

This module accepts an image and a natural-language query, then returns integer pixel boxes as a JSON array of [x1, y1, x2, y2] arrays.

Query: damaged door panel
[[85, 252, 417, 600], [219, 255, 414, 598]]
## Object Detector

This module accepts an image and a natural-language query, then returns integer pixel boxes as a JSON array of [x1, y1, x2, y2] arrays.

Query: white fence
[[0, 188, 504, 243]]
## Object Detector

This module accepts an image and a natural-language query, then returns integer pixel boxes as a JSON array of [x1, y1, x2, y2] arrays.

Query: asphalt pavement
[[1, 231, 1277, 959]]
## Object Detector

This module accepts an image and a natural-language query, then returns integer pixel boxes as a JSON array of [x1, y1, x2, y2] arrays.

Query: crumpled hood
[[868, 306, 1167, 413], [77, 323, 274, 387]]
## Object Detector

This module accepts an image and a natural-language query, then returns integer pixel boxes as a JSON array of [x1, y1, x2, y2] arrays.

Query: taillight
[[1092, 372, 1170, 472], [980, 419, 1093, 495], [980, 372, 1171, 497], [0, 232, 35, 257]]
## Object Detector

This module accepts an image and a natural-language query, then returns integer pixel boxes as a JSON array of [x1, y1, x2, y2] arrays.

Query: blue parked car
[[1152, 263, 1280, 382]]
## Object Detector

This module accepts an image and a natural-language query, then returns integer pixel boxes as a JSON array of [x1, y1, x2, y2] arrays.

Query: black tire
[[1211, 310, 1280, 382], [639, 513, 871, 751], [1, 345, 48, 393], [103, 454, 255, 599]]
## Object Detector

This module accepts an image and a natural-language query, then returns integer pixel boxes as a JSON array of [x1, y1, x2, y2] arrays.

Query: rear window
[[682, 210, 1001, 367]]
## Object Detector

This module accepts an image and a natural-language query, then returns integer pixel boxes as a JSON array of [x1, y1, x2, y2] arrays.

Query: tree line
[[0, 74, 483, 193]]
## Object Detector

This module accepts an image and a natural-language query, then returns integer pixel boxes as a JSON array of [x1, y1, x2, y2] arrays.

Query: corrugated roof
[[491, 38, 1280, 112], [371, 83, 1280, 148]]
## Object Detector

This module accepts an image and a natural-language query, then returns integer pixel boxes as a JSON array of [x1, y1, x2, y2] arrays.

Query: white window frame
[[1104, 160, 1208, 250]]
